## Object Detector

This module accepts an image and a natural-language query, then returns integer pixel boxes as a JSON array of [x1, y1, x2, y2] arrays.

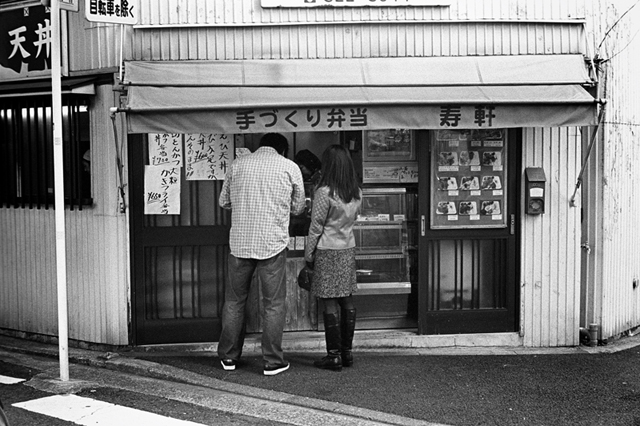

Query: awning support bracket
[[110, 109, 127, 214], [570, 102, 607, 207]]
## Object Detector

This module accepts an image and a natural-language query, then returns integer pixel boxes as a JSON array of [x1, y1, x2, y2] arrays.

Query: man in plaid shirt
[[218, 133, 306, 376]]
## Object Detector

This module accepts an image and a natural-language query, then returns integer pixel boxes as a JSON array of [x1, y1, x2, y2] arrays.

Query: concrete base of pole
[[25, 374, 97, 395]]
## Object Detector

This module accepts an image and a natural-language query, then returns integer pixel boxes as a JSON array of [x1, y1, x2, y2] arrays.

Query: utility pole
[[50, 0, 70, 382]]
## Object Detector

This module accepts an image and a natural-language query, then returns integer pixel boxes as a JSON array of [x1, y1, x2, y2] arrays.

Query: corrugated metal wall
[[0, 85, 130, 345], [135, 0, 587, 25], [582, 0, 640, 340], [67, 0, 587, 69], [521, 128, 582, 347]]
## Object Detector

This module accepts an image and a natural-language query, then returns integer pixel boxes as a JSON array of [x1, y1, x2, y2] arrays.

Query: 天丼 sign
[[85, 0, 137, 24], [0, 6, 51, 79], [261, 0, 451, 7]]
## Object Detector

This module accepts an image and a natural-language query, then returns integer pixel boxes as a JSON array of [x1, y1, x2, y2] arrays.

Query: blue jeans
[[217, 250, 288, 367]]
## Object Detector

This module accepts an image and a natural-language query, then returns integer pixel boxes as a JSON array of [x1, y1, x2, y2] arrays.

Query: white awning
[[121, 55, 598, 134]]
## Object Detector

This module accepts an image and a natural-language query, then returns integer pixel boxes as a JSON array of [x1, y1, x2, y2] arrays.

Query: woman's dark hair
[[260, 133, 289, 157], [294, 149, 321, 173], [318, 145, 361, 203]]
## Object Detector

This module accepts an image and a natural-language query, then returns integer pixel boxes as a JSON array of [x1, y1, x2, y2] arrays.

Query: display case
[[354, 188, 412, 295]]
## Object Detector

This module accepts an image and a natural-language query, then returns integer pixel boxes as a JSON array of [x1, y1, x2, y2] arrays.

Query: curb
[[0, 335, 444, 426], [129, 329, 640, 356]]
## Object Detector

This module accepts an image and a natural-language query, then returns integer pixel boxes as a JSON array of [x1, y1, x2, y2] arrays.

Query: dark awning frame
[[118, 55, 599, 134], [0, 76, 98, 98]]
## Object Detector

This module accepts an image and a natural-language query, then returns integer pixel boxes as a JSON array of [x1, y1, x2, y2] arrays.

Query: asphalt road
[[2, 334, 640, 426], [0, 355, 290, 426], [135, 348, 640, 426]]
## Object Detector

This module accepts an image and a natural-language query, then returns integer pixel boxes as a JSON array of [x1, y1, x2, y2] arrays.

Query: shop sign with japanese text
[[129, 103, 593, 134], [0, 5, 51, 79], [232, 105, 498, 133], [261, 0, 451, 7], [85, 0, 137, 24]]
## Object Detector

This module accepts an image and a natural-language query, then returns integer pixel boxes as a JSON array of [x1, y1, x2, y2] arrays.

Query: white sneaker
[[220, 359, 236, 371]]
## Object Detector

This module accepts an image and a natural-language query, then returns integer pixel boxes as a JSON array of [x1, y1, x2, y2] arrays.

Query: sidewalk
[[2, 331, 640, 425]]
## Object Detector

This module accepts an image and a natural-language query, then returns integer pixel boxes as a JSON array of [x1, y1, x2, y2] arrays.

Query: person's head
[[260, 133, 289, 157], [319, 145, 360, 203], [294, 149, 321, 180]]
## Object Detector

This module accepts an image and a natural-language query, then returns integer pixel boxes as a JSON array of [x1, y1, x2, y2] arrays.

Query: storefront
[[3, 0, 638, 352], [117, 55, 597, 345]]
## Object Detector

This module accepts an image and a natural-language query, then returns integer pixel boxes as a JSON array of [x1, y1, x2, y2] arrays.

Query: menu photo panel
[[430, 129, 508, 229], [363, 129, 415, 162]]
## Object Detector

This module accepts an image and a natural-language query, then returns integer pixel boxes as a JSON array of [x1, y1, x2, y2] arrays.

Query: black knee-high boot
[[314, 312, 342, 371], [341, 308, 356, 367]]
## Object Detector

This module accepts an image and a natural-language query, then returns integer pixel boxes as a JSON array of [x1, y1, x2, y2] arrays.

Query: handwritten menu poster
[[144, 165, 181, 215], [185, 133, 234, 181], [148, 133, 183, 167], [430, 129, 507, 229]]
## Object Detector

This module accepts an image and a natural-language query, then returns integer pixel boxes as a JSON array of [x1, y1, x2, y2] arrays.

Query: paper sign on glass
[[185, 133, 234, 181], [144, 165, 181, 215], [149, 133, 183, 167]]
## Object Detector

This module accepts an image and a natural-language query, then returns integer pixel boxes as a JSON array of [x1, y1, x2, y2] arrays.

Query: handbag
[[298, 196, 330, 292], [297, 265, 313, 291]]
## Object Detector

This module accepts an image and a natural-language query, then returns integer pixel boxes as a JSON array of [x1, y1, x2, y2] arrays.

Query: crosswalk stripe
[[13, 394, 207, 426], [0, 375, 25, 384]]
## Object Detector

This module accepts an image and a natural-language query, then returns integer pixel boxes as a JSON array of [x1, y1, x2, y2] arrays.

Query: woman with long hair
[[305, 144, 362, 371]]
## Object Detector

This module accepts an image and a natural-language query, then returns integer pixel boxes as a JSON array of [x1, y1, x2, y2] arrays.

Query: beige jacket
[[305, 186, 362, 263]]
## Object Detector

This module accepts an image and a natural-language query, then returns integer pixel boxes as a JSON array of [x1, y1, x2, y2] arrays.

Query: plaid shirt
[[219, 146, 305, 259]]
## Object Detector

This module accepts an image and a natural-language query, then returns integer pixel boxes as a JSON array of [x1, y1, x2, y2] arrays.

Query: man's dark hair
[[260, 133, 289, 157], [294, 149, 322, 173]]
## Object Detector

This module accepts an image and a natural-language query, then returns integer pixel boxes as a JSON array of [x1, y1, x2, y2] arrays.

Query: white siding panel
[[0, 209, 56, 334], [0, 209, 128, 345], [521, 127, 582, 347]]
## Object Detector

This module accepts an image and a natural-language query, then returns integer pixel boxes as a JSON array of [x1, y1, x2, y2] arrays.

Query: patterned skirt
[[311, 247, 358, 299]]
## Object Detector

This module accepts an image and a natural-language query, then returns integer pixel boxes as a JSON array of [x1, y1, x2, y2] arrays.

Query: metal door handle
[[421, 215, 425, 236]]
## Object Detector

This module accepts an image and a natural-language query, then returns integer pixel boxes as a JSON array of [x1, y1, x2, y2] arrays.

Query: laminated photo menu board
[[431, 129, 507, 229]]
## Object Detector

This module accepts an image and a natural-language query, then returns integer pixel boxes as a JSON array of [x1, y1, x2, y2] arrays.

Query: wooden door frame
[[417, 129, 522, 335]]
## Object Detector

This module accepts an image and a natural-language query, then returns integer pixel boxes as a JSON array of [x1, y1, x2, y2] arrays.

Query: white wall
[[583, 0, 640, 340], [521, 128, 583, 347]]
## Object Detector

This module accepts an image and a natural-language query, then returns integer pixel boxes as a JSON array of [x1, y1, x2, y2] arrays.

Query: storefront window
[[0, 96, 92, 210]]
